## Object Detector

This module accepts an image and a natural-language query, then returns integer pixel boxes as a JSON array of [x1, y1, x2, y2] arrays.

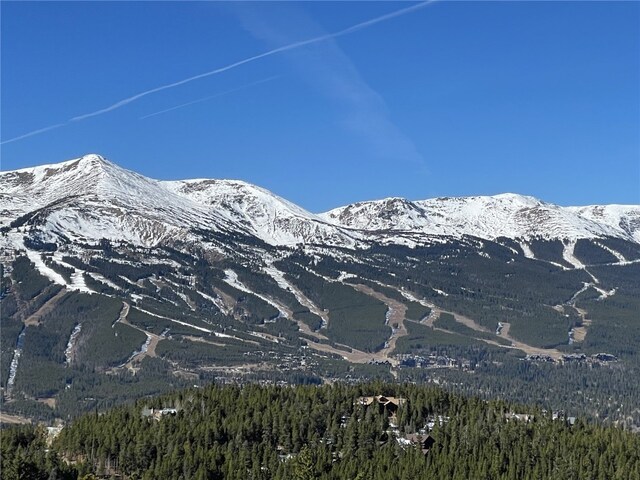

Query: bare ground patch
[[0, 413, 31, 425], [37, 397, 57, 408], [23, 288, 68, 326], [571, 306, 592, 342]]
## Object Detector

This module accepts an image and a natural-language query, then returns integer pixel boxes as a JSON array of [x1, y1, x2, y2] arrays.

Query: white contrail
[[1, 123, 66, 144], [1, 1, 434, 145], [140, 75, 279, 119]]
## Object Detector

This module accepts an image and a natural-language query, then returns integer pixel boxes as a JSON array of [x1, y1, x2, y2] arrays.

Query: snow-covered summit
[[164, 178, 359, 247], [1, 154, 174, 210], [318, 197, 433, 233], [320, 193, 640, 243], [2, 154, 111, 202], [1, 154, 357, 247], [0, 154, 237, 246]]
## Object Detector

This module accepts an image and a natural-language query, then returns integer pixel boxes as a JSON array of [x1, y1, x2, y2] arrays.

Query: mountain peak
[[73, 153, 111, 169], [163, 177, 358, 247], [491, 193, 542, 205], [380, 197, 412, 205]]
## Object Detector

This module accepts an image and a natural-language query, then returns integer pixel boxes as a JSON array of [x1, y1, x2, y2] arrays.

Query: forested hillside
[[3, 383, 639, 480]]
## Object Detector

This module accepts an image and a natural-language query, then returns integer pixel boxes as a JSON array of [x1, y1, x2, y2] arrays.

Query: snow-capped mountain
[[0, 154, 244, 247], [163, 179, 359, 247], [1, 154, 361, 249], [320, 193, 640, 244], [1, 154, 639, 250]]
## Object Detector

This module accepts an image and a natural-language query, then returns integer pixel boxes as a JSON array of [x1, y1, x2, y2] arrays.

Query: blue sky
[[1, 1, 638, 211]]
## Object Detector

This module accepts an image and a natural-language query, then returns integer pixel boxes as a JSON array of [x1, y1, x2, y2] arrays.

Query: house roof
[[403, 433, 436, 454], [357, 395, 406, 407]]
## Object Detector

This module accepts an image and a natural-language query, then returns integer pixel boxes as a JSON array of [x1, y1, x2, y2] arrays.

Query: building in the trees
[[357, 395, 406, 415], [402, 433, 436, 455]]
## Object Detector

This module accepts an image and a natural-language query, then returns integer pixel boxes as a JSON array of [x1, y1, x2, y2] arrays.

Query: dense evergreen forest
[[2, 382, 639, 480]]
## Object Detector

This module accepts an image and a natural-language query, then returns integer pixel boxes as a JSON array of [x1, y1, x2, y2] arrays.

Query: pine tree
[[292, 445, 316, 480]]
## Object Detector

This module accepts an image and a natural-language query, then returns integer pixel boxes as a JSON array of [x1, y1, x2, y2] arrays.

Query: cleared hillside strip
[[350, 283, 407, 364], [22, 288, 68, 327], [262, 262, 329, 328], [110, 302, 162, 370]]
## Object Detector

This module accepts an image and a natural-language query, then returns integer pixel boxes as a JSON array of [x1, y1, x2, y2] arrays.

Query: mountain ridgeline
[[1, 154, 639, 427]]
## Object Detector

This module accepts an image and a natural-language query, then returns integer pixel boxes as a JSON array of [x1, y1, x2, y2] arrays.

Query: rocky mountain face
[[1, 154, 639, 426]]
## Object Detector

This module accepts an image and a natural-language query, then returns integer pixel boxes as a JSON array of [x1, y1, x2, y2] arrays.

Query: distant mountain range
[[2, 154, 638, 249], [2, 154, 639, 425]]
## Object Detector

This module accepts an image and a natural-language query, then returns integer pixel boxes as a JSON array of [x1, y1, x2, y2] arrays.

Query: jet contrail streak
[[1, 1, 434, 145], [140, 75, 280, 119], [0, 123, 66, 145]]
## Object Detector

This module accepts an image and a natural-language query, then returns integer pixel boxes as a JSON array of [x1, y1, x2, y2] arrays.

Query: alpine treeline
[[3, 382, 639, 479]]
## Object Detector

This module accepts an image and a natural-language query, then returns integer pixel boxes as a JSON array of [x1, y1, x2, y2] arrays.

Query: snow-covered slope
[[567, 205, 640, 243], [0, 154, 241, 246], [2, 155, 638, 250], [0, 154, 357, 248], [163, 179, 359, 247], [320, 193, 640, 243]]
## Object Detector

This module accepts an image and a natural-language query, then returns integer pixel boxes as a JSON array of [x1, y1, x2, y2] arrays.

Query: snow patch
[[262, 262, 328, 329], [6, 327, 26, 396], [134, 307, 212, 333], [597, 287, 616, 300], [65, 323, 83, 365], [121, 333, 152, 366], [87, 272, 123, 291], [25, 249, 67, 286], [337, 271, 357, 281], [594, 242, 627, 263], [52, 253, 93, 293], [519, 242, 535, 259], [562, 240, 585, 269], [196, 290, 229, 314]]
